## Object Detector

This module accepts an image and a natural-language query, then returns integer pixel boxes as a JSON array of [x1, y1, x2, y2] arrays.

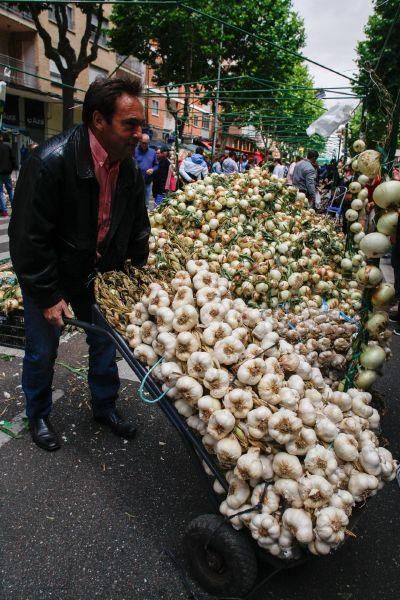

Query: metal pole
[[211, 24, 224, 161], [343, 123, 349, 163]]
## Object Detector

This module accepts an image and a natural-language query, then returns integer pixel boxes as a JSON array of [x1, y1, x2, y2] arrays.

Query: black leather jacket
[[9, 125, 150, 308]]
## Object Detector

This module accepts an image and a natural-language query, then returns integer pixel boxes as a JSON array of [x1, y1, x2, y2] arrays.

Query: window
[[90, 15, 108, 47], [193, 114, 199, 128], [202, 114, 210, 130], [89, 65, 108, 84], [48, 4, 74, 30], [49, 56, 67, 84], [151, 100, 159, 116]]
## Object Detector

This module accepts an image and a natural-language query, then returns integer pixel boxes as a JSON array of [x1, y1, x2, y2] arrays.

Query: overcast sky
[[292, 0, 373, 107]]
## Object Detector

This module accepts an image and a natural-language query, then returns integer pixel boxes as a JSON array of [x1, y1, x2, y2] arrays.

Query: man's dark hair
[[82, 76, 143, 125], [307, 149, 319, 160], [195, 146, 204, 155], [229, 150, 236, 158], [296, 155, 302, 161]]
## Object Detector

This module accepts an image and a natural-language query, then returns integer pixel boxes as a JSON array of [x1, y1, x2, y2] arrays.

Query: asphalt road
[[0, 332, 400, 600]]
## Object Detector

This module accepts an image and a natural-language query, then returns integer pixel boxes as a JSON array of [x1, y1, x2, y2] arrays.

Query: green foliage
[[354, 0, 400, 149], [110, 0, 325, 152]]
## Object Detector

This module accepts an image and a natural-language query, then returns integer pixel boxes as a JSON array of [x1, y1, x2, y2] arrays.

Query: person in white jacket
[[179, 146, 209, 182]]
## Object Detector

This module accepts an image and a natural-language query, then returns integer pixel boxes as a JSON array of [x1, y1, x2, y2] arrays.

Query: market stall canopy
[[306, 103, 354, 138]]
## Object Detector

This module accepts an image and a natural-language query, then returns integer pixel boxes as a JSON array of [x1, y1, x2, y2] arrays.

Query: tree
[[18, 2, 105, 130], [110, 0, 307, 139], [355, 0, 400, 164]]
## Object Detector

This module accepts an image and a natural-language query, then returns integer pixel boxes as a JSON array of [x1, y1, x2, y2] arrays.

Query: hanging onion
[[376, 211, 399, 236], [360, 345, 387, 370], [359, 232, 390, 258], [373, 181, 400, 209], [357, 150, 381, 178], [371, 283, 396, 306], [353, 139, 366, 153]]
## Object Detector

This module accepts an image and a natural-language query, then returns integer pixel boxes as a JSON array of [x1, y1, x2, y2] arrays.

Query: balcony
[[116, 54, 145, 79], [0, 53, 39, 90], [0, 3, 35, 32]]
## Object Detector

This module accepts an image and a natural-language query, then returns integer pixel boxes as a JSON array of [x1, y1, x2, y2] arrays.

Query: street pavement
[[1, 328, 400, 600]]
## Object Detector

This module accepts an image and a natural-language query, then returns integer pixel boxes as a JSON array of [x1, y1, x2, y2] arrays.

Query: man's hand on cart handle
[[43, 300, 73, 328]]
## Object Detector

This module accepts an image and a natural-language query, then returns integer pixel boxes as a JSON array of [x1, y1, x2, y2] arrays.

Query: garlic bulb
[[268, 409, 302, 444], [314, 506, 348, 546], [152, 332, 176, 359], [250, 513, 280, 548], [334, 433, 359, 462], [202, 321, 232, 346], [329, 490, 355, 515], [198, 395, 221, 422], [348, 471, 379, 502], [200, 302, 226, 326], [258, 373, 284, 404], [187, 351, 213, 379], [173, 305, 199, 332], [214, 336, 245, 365], [175, 331, 200, 361], [133, 343, 158, 366], [216, 434, 242, 464], [251, 484, 280, 514], [304, 445, 337, 477], [203, 368, 230, 398], [175, 376, 203, 406], [237, 358, 266, 385], [226, 476, 251, 509], [223, 388, 253, 418], [172, 286, 195, 309], [272, 452, 303, 480], [155, 307, 175, 332], [247, 406, 272, 439], [160, 361, 182, 387], [286, 427, 317, 456], [274, 479, 303, 508], [234, 448, 263, 481], [207, 409, 236, 439], [282, 508, 313, 544], [299, 474, 333, 509]]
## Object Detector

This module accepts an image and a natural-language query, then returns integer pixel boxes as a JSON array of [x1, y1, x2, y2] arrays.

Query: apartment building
[[0, 3, 256, 160]]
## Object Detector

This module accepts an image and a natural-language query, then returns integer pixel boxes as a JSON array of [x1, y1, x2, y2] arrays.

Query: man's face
[[93, 93, 144, 162], [140, 135, 150, 152]]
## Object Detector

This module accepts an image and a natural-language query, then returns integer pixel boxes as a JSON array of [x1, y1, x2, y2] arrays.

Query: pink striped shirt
[[89, 129, 120, 249]]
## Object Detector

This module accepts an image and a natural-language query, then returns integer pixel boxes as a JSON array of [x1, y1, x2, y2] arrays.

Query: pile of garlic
[[149, 170, 364, 313], [120, 259, 397, 560]]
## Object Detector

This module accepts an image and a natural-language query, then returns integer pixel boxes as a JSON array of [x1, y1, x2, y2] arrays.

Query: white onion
[[360, 346, 386, 370], [359, 232, 390, 258], [373, 181, 400, 209], [376, 211, 398, 236], [355, 369, 378, 390], [358, 174, 369, 186], [353, 139, 366, 153], [356, 266, 383, 287], [357, 150, 381, 178], [371, 283, 395, 306], [345, 209, 359, 223], [349, 182, 362, 195]]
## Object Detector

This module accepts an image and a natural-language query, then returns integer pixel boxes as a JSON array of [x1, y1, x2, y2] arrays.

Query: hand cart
[[67, 305, 367, 599]]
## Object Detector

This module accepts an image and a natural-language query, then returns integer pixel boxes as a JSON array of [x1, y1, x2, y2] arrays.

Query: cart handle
[[63, 316, 109, 336], [64, 316, 169, 405]]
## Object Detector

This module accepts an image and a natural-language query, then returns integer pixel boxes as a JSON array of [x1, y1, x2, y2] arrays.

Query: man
[[287, 156, 301, 185], [0, 133, 17, 216], [9, 76, 150, 452], [238, 154, 248, 173], [134, 133, 158, 207], [222, 151, 238, 174], [272, 158, 285, 179], [152, 145, 170, 205], [179, 146, 208, 183], [293, 150, 319, 207]]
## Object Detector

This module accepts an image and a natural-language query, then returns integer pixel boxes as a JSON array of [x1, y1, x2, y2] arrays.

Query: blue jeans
[[22, 290, 120, 419], [0, 174, 13, 212], [144, 182, 153, 208]]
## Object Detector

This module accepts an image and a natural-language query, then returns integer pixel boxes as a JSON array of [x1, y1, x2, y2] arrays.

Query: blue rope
[[138, 357, 170, 404]]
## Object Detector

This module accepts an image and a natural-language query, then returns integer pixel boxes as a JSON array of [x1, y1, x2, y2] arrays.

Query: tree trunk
[[62, 74, 77, 131], [386, 89, 400, 171]]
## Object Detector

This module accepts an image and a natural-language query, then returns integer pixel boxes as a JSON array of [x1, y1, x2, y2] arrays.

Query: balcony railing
[[117, 54, 145, 78], [0, 3, 33, 21], [0, 53, 39, 90]]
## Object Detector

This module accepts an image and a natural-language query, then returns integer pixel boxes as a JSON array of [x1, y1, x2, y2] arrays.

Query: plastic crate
[[0, 309, 25, 349]]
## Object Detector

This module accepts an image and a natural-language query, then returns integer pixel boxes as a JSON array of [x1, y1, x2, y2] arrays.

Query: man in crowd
[[287, 156, 301, 185], [152, 145, 170, 205], [272, 158, 285, 179], [134, 132, 158, 207], [179, 146, 209, 182], [9, 76, 150, 452], [293, 150, 319, 207], [238, 154, 248, 173], [0, 133, 17, 216], [222, 150, 238, 174]]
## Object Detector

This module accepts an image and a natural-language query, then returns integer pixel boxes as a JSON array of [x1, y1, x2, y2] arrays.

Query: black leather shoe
[[29, 417, 61, 452], [94, 409, 136, 439]]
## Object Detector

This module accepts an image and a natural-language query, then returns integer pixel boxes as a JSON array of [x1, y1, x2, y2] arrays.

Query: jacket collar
[[75, 124, 96, 179]]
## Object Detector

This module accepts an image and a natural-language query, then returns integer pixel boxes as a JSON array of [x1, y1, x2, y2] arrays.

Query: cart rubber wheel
[[184, 513, 258, 598]]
